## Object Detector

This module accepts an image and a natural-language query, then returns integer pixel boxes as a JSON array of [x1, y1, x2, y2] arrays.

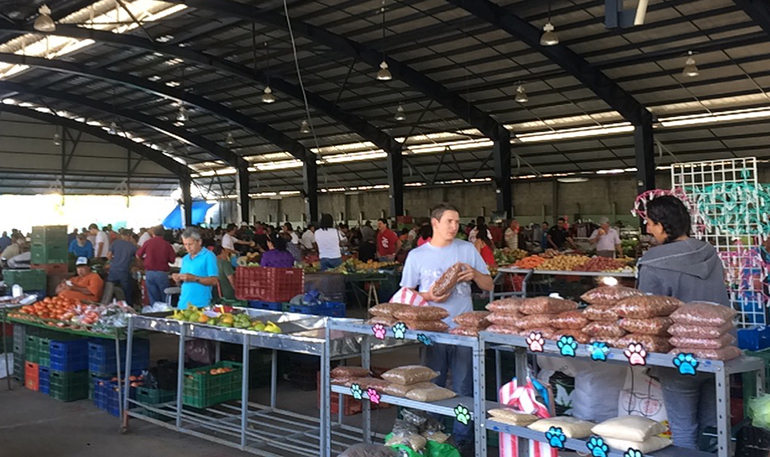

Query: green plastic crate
[[3, 269, 47, 291], [183, 361, 243, 408], [743, 348, 770, 414], [31, 244, 68, 264], [31, 226, 68, 245], [136, 386, 176, 420], [38, 336, 50, 368], [25, 335, 40, 363], [49, 369, 89, 402]]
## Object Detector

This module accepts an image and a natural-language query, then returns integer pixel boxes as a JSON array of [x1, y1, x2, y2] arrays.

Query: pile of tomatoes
[[16, 296, 82, 321]]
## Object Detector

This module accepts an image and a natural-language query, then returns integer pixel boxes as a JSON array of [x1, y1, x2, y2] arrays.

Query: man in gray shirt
[[108, 229, 137, 306], [360, 220, 376, 244]]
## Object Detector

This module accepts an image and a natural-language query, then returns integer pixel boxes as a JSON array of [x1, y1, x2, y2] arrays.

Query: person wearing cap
[[589, 217, 622, 258], [55, 257, 104, 302], [69, 233, 93, 258]]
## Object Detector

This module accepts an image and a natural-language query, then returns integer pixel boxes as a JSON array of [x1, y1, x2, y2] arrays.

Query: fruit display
[[168, 308, 282, 334], [236, 252, 261, 267], [511, 254, 636, 273], [514, 256, 546, 269], [573, 256, 631, 273], [494, 248, 528, 267], [537, 255, 591, 271], [10, 298, 136, 333]]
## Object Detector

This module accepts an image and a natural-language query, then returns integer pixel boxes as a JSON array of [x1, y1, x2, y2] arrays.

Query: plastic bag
[[385, 433, 427, 452], [393, 306, 450, 322], [486, 324, 520, 335], [367, 316, 398, 326], [331, 377, 357, 387], [615, 334, 672, 353], [453, 311, 490, 328], [449, 327, 480, 337], [184, 339, 215, 365], [331, 366, 370, 379], [553, 330, 591, 344], [668, 322, 733, 339], [619, 317, 673, 336], [519, 314, 557, 329], [670, 333, 735, 349], [424, 440, 461, 457], [552, 310, 589, 329], [486, 298, 524, 313], [406, 386, 457, 402], [487, 313, 522, 326], [353, 377, 392, 391], [401, 320, 449, 333], [488, 408, 539, 425], [338, 443, 397, 457], [432, 263, 465, 297], [614, 295, 683, 318], [391, 419, 420, 437], [583, 322, 626, 338], [581, 286, 644, 306], [402, 408, 429, 428], [383, 382, 436, 397], [670, 302, 738, 327], [520, 297, 578, 315], [519, 327, 555, 340], [670, 346, 742, 360], [422, 430, 450, 444], [748, 394, 770, 430], [382, 366, 439, 385], [370, 303, 408, 317], [584, 304, 620, 322]]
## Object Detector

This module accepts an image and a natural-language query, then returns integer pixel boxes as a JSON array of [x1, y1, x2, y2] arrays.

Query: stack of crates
[[3, 269, 47, 294], [12, 324, 26, 384], [30, 225, 69, 266], [44, 336, 89, 402], [89, 338, 150, 415]]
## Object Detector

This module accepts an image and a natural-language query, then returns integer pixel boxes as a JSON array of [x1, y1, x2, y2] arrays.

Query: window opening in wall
[[268, 214, 273, 223], [338, 212, 345, 222], [284, 213, 289, 222], [380, 210, 386, 219]]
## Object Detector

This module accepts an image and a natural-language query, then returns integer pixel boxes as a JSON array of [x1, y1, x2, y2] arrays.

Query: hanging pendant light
[[682, 51, 699, 77], [226, 132, 235, 145], [514, 85, 529, 103], [34, 5, 56, 32], [53, 132, 61, 146], [540, 22, 559, 46], [176, 105, 188, 122], [377, 61, 392, 81], [300, 119, 311, 134], [262, 86, 276, 104], [394, 104, 406, 122], [108, 121, 117, 135]]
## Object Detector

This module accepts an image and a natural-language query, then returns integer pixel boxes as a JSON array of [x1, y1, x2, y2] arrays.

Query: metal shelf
[[497, 267, 637, 278], [331, 385, 475, 419], [328, 320, 478, 347]]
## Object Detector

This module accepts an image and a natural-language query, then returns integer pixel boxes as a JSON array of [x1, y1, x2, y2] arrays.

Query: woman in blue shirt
[[68, 234, 93, 258]]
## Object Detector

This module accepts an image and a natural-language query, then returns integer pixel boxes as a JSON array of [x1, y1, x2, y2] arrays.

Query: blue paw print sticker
[[587, 436, 609, 457], [544, 426, 566, 450], [590, 341, 610, 362], [416, 333, 433, 346], [392, 322, 407, 340], [454, 404, 471, 426], [557, 335, 578, 357], [624, 449, 644, 457], [350, 383, 363, 400], [673, 353, 699, 376]]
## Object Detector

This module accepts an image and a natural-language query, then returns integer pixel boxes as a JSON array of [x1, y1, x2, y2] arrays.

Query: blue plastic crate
[[93, 377, 137, 417], [49, 339, 89, 372], [248, 301, 283, 311], [39, 366, 50, 394], [88, 339, 150, 377], [738, 327, 770, 351], [289, 301, 345, 317]]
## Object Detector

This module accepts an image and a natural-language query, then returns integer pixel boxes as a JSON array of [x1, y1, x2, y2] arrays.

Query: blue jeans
[[320, 257, 342, 271], [108, 270, 133, 306], [145, 270, 170, 305], [424, 344, 474, 443], [657, 369, 716, 450]]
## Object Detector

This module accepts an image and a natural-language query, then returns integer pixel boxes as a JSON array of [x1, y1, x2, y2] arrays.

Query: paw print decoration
[[586, 436, 609, 457], [624, 343, 648, 366], [366, 387, 381, 405], [371, 324, 387, 340], [590, 341, 610, 362], [392, 322, 408, 340], [557, 335, 578, 357], [350, 383, 363, 400], [416, 333, 433, 346], [454, 404, 471, 426], [544, 426, 566, 450], [624, 448, 644, 457], [526, 332, 545, 352], [673, 353, 699, 376]]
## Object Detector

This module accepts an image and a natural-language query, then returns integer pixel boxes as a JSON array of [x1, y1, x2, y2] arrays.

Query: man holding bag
[[399, 202, 493, 456]]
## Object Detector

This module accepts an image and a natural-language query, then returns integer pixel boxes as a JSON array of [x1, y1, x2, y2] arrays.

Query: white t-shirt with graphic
[[400, 239, 489, 327]]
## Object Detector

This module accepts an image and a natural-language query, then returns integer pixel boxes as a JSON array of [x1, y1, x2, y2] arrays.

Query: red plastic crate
[[235, 267, 304, 302], [31, 263, 69, 274], [25, 362, 39, 391]]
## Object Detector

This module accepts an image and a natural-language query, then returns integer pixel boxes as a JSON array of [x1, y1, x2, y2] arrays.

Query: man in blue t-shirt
[[400, 203, 493, 453], [173, 227, 218, 309], [69, 234, 93, 258]]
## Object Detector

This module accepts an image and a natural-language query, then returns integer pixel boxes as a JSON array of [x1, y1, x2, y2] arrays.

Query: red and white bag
[[389, 287, 429, 307], [498, 378, 557, 457]]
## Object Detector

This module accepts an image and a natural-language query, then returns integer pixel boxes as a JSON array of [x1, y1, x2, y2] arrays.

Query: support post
[[237, 165, 250, 223], [303, 157, 318, 223], [60, 126, 66, 203], [180, 175, 193, 227], [492, 130, 512, 218], [387, 146, 404, 217], [634, 120, 656, 194]]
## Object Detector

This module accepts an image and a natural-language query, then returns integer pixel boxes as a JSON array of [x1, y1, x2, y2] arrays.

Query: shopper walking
[[136, 226, 176, 305], [172, 227, 219, 309], [400, 202, 493, 456], [638, 195, 730, 450], [376, 218, 399, 262], [315, 213, 344, 271], [107, 229, 137, 306], [89, 223, 110, 259]]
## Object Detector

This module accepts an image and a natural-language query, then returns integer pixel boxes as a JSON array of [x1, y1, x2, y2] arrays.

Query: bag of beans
[[400, 320, 449, 333], [552, 310, 589, 329], [615, 334, 672, 353], [353, 377, 392, 391], [367, 316, 397, 326], [381, 366, 439, 385], [331, 366, 370, 379], [449, 327, 481, 337], [584, 304, 620, 322], [382, 381, 437, 397], [581, 286, 644, 306], [591, 336, 620, 347], [487, 313, 522, 327], [668, 322, 734, 339], [670, 334, 735, 349], [553, 330, 591, 344], [486, 325, 519, 335], [519, 327, 555, 340], [486, 298, 524, 314], [520, 297, 578, 315], [619, 317, 673, 336], [583, 321, 626, 338], [370, 303, 408, 318], [393, 306, 450, 322], [406, 386, 456, 402], [432, 263, 465, 296], [519, 314, 557, 329], [670, 346, 742, 361], [670, 302, 738, 327], [453, 311, 490, 329], [614, 295, 682, 318], [488, 408, 539, 426]]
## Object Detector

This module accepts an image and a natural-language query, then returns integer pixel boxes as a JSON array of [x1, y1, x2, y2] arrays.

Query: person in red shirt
[[376, 218, 400, 262], [473, 223, 498, 268], [489, 222, 504, 248], [136, 225, 177, 304]]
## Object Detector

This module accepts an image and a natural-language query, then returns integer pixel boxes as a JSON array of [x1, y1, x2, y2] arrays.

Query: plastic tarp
[[162, 201, 214, 229]]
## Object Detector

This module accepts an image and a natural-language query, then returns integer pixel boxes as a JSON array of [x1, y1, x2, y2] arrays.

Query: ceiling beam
[[733, 0, 770, 36]]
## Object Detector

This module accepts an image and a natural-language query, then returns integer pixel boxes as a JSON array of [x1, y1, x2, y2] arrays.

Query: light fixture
[[53, 132, 61, 146], [377, 61, 392, 81], [394, 104, 406, 122], [262, 86, 276, 104], [108, 121, 117, 135], [682, 51, 699, 77], [515, 85, 529, 103], [300, 119, 311, 134], [226, 132, 235, 145], [34, 5, 56, 33], [176, 105, 188, 122], [557, 177, 589, 183], [540, 22, 559, 46]]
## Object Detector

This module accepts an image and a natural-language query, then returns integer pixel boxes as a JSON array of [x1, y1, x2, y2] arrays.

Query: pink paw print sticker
[[624, 343, 648, 366], [372, 324, 386, 340], [366, 388, 381, 404], [526, 332, 545, 353]]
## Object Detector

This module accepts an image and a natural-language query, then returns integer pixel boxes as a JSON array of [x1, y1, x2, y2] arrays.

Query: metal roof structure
[[0, 0, 769, 221]]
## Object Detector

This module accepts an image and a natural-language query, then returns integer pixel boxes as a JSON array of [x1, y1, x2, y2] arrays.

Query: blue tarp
[[162, 201, 214, 229]]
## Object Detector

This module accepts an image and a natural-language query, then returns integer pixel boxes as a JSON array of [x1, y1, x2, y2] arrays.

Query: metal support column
[[387, 146, 404, 217], [60, 126, 66, 202], [474, 338, 487, 457], [634, 120, 655, 194], [237, 165, 250, 223], [715, 367, 731, 457], [180, 175, 193, 228], [303, 156, 318, 223], [240, 333, 250, 449], [321, 324, 332, 457], [493, 131, 513, 218], [361, 334, 372, 444]]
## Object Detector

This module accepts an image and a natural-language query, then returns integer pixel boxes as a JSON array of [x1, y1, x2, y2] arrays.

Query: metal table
[[490, 267, 637, 302]]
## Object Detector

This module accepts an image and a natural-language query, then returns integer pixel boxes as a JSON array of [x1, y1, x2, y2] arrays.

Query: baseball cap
[[241, 221, 249, 226], [599, 217, 610, 224], [76, 257, 90, 266]]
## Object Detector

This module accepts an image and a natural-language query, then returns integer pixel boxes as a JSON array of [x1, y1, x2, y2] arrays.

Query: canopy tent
[[162, 201, 214, 229]]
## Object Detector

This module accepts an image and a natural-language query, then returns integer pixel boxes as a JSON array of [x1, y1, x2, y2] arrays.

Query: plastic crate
[[247, 301, 284, 311], [39, 366, 50, 394], [3, 269, 47, 292], [13, 353, 24, 383], [25, 335, 40, 363], [25, 362, 39, 391], [38, 336, 51, 368], [304, 272, 346, 303], [289, 301, 345, 317], [93, 377, 136, 417], [739, 327, 770, 351], [88, 338, 150, 376], [183, 361, 243, 408], [743, 348, 770, 410], [31, 225, 68, 245], [30, 263, 69, 274], [50, 339, 89, 372], [136, 386, 176, 420], [31, 244, 68, 264], [49, 369, 89, 402], [235, 267, 304, 302], [13, 323, 25, 347]]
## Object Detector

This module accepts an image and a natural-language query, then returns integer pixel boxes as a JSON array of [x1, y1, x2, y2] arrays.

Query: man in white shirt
[[504, 219, 520, 250], [589, 217, 622, 258], [137, 228, 152, 247], [89, 223, 110, 259], [283, 222, 300, 245], [222, 223, 254, 255], [301, 224, 316, 253]]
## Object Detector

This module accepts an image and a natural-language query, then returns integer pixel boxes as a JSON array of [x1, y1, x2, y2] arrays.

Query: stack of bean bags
[[669, 302, 740, 360], [449, 311, 490, 336], [330, 366, 391, 390], [380, 366, 456, 401], [485, 298, 524, 335], [485, 297, 579, 338], [368, 303, 450, 333]]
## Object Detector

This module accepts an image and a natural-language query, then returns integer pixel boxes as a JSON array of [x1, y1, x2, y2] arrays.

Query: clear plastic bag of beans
[[453, 311, 490, 329], [432, 263, 465, 296], [584, 304, 619, 322], [614, 296, 683, 318], [616, 334, 672, 353], [668, 322, 733, 339], [520, 297, 578, 315], [331, 366, 370, 379], [670, 302, 738, 327], [583, 321, 626, 338], [519, 314, 557, 329], [581, 286, 644, 306], [670, 333, 735, 349], [393, 306, 450, 322], [669, 346, 742, 361], [400, 320, 449, 333], [487, 313, 522, 327], [552, 310, 589, 329], [367, 316, 397, 326], [449, 327, 481, 337], [369, 303, 408, 317], [381, 366, 439, 385], [486, 298, 525, 314], [553, 330, 591, 344], [519, 327, 556, 340], [618, 317, 673, 336], [486, 324, 519, 335]]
